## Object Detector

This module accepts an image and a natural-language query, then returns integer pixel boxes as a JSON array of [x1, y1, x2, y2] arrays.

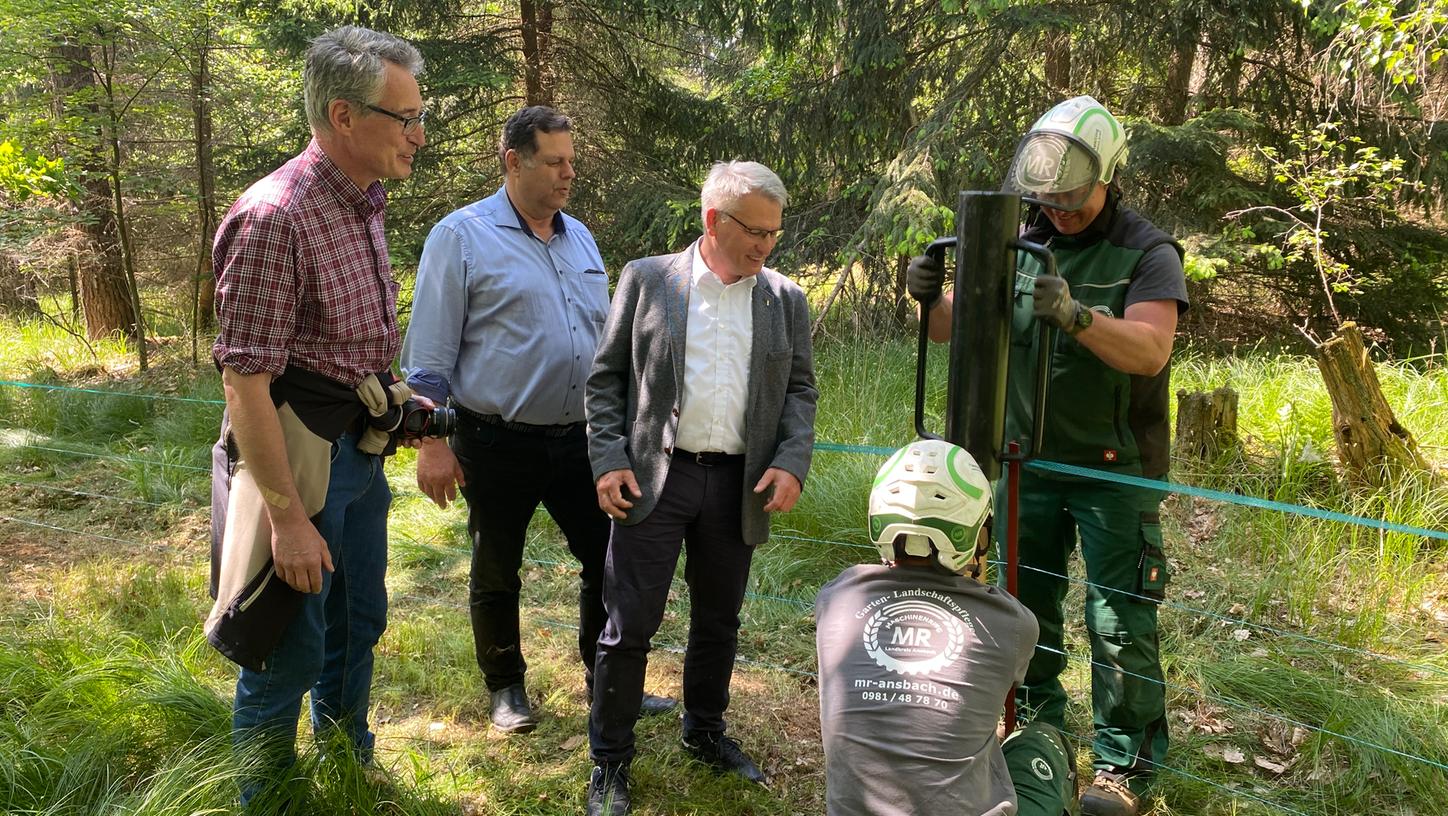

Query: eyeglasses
[[720, 211, 784, 241], [364, 103, 428, 135]]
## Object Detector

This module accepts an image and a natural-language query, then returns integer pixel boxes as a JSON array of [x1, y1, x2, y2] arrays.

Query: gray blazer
[[585, 245, 818, 546]]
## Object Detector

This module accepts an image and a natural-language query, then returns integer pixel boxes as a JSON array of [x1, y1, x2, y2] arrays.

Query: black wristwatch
[[1067, 304, 1094, 335]]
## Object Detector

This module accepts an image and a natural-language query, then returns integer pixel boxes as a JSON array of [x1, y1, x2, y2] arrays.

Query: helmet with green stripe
[[868, 440, 992, 578], [1004, 95, 1128, 212]]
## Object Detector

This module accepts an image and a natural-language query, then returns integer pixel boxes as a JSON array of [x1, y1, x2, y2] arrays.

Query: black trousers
[[450, 413, 609, 692], [589, 453, 756, 765]]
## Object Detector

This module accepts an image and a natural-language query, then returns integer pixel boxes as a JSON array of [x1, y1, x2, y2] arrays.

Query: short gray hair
[[304, 25, 424, 132], [700, 160, 788, 224]]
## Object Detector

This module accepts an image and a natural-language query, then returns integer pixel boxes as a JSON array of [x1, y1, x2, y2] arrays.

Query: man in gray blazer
[[583, 160, 818, 816]]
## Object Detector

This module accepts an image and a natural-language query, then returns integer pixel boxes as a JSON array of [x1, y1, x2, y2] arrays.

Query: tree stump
[[1174, 386, 1239, 463], [1315, 321, 1425, 485]]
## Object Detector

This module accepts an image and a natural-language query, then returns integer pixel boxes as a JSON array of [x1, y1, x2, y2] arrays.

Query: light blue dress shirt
[[401, 186, 609, 425]]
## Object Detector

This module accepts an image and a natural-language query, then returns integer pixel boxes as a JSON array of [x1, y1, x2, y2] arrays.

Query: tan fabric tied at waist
[[355, 373, 413, 455]]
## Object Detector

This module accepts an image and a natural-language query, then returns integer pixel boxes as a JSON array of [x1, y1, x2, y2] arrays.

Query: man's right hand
[[272, 517, 333, 594], [596, 468, 641, 520], [417, 437, 466, 509], [907, 254, 944, 307]]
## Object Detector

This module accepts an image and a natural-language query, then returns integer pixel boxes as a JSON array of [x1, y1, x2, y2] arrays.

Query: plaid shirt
[[212, 140, 400, 387]]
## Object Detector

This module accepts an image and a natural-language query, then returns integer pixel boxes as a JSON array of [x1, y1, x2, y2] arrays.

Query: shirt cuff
[[212, 346, 288, 378], [404, 368, 451, 404]]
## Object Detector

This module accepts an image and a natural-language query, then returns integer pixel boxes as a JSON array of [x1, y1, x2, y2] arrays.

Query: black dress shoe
[[681, 732, 768, 785], [585, 688, 680, 718], [639, 693, 678, 717], [489, 684, 538, 734], [586, 763, 631, 816]]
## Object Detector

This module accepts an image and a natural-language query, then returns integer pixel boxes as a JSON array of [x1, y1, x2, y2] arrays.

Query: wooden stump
[[1315, 321, 1425, 485], [1174, 386, 1239, 463]]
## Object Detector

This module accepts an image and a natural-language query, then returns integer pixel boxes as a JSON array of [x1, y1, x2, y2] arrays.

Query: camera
[[371, 397, 457, 441]]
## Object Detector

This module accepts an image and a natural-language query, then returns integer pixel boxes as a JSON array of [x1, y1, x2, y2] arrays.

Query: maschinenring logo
[[862, 599, 966, 676], [1031, 757, 1054, 781]]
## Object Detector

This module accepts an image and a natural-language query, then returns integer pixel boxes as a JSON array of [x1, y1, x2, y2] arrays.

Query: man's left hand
[[754, 467, 802, 513], [1032, 274, 1082, 330]]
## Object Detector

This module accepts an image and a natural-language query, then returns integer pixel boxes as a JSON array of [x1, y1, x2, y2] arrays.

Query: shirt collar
[[690, 239, 758, 292], [306, 139, 386, 217], [502, 188, 567, 238]]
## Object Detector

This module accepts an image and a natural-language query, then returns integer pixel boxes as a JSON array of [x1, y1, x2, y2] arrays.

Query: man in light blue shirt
[[401, 106, 675, 734]]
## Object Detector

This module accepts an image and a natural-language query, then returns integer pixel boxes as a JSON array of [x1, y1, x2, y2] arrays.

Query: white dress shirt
[[676, 243, 755, 455]]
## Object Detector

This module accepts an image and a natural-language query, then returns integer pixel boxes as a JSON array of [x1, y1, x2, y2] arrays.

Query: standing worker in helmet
[[815, 440, 1077, 816], [907, 96, 1189, 816]]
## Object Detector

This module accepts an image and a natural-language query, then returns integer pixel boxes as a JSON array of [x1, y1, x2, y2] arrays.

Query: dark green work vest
[[1003, 203, 1183, 478]]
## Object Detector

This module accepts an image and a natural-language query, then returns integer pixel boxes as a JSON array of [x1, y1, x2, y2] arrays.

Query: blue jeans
[[233, 432, 391, 790]]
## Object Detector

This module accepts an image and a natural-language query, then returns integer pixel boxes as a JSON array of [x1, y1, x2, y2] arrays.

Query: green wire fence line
[[0, 475, 169, 507], [6, 378, 1446, 542], [6, 471, 1447, 681], [0, 378, 226, 405], [3, 441, 211, 472], [1033, 643, 1448, 774], [815, 442, 1448, 543]]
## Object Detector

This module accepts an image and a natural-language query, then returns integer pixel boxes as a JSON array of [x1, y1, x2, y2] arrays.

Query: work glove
[[1032, 274, 1085, 333], [907, 254, 944, 308]]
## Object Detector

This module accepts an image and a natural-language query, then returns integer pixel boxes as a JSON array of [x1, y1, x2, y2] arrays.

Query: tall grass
[[2, 322, 1447, 814]]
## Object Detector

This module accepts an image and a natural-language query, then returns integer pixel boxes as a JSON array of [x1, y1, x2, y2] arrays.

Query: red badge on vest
[[1103, 449, 1118, 462]]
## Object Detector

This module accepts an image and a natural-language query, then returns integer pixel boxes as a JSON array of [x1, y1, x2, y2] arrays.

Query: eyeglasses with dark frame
[[364, 103, 428, 135], [720, 210, 784, 241]]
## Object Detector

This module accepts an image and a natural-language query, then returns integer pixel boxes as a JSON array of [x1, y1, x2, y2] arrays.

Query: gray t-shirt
[[816, 564, 1040, 816]]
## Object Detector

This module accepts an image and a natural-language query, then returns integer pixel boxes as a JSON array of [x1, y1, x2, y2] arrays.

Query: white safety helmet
[[1004, 95, 1128, 212], [869, 440, 992, 578]]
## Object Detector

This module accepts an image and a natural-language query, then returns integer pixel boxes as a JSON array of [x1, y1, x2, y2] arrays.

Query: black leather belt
[[674, 448, 745, 467], [457, 404, 580, 438]]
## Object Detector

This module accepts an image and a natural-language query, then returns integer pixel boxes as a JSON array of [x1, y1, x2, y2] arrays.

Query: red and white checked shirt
[[212, 140, 400, 387]]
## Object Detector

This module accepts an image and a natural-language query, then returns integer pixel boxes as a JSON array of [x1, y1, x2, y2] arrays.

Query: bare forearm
[[1074, 315, 1173, 376], [924, 291, 954, 343], [222, 367, 309, 528]]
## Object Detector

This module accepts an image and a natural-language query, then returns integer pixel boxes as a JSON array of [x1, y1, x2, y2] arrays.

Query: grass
[[1, 318, 1447, 814]]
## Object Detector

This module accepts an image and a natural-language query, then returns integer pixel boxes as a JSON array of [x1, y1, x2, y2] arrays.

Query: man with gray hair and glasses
[[207, 24, 424, 805], [583, 160, 818, 815]]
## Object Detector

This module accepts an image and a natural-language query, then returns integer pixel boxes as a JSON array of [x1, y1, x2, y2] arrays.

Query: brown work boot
[[1080, 770, 1140, 816]]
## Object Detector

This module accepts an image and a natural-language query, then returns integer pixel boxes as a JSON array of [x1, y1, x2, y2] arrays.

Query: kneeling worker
[[815, 439, 1078, 815]]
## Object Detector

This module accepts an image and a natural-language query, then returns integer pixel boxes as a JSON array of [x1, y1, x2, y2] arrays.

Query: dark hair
[[498, 105, 571, 169]]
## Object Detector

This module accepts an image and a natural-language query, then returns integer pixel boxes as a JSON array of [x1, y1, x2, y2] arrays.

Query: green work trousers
[[996, 470, 1170, 774], [1003, 721, 1079, 816]]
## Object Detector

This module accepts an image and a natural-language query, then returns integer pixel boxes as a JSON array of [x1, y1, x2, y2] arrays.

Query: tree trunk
[[520, 0, 555, 106], [1044, 30, 1071, 93], [98, 42, 147, 369], [1315, 322, 1426, 485], [1158, 20, 1199, 124], [68, 253, 80, 320], [1174, 386, 1238, 463], [50, 40, 139, 342], [192, 26, 218, 366]]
